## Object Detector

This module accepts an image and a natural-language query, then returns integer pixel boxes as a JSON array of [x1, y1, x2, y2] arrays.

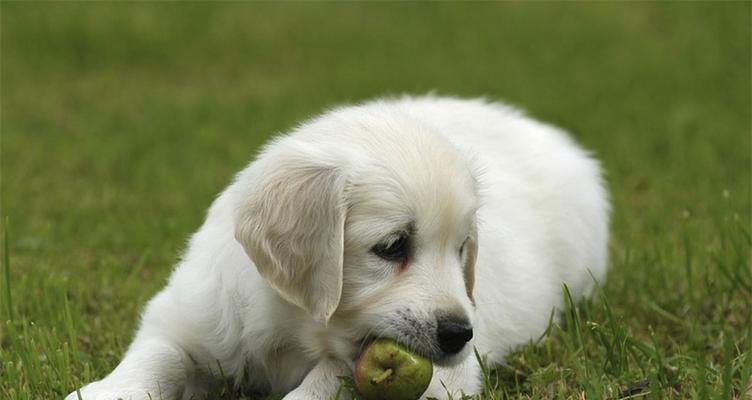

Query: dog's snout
[[436, 316, 473, 355]]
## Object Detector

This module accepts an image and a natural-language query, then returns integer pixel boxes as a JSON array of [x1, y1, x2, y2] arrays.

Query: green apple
[[354, 338, 433, 400]]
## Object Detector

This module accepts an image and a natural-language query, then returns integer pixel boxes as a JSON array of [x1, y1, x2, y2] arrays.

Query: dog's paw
[[281, 388, 323, 400], [65, 384, 158, 400], [282, 386, 355, 400]]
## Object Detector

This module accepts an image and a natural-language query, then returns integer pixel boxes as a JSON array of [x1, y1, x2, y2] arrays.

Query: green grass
[[1, 2, 750, 399]]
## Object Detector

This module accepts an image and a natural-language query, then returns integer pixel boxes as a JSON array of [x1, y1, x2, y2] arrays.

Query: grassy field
[[1, 2, 750, 399]]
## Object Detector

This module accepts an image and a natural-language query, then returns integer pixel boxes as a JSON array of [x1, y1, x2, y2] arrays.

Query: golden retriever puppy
[[67, 96, 609, 400]]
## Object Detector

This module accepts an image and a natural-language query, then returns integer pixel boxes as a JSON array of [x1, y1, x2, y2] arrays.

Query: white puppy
[[67, 96, 609, 400]]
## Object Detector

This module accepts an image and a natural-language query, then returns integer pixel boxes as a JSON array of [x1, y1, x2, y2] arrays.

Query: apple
[[354, 338, 433, 400]]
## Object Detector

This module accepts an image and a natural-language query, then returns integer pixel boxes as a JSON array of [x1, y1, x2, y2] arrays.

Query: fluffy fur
[[66, 96, 609, 400]]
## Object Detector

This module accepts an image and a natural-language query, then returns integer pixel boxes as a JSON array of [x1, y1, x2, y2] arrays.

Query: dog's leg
[[65, 337, 192, 400], [281, 358, 351, 400], [422, 354, 482, 399]]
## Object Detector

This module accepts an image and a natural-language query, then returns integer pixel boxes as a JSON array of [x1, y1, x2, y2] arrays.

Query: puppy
[[66, 96, 609, 400]]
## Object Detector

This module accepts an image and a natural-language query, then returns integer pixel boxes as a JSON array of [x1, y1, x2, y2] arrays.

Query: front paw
[[282, 386, 356, 400], [65, 384, 158, 400], [282, 387, 327, 400]]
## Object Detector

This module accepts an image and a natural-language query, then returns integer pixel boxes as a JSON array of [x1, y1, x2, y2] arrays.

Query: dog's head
[[234, 106, 480, 365]]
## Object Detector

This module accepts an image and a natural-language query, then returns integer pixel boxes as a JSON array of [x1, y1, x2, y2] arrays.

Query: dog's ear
[[463, 224, 478, 303], [234, 147, 346, 324]]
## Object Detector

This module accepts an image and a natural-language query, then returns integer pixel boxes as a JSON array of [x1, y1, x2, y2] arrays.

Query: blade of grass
[[3, 218, 12, 323], [475, 347, 498, 400], [695, 357, 709, 400], [721, 333, 733, 400], [562, 284, 583, 350], [63, 294, 80, 365], [738, 328, 752, 397], [683, 231, 694, 304]]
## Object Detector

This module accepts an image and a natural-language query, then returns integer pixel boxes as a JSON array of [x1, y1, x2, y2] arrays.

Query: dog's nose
[[436, 316, 473, 355]]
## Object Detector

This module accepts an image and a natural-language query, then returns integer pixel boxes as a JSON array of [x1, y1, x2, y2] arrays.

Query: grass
[[1, 2, 750, 399]]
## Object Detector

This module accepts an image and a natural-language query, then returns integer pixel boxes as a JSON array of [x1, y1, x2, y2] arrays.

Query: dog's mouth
[[354, 336, 466, 367], [350, 309, 472, 367]]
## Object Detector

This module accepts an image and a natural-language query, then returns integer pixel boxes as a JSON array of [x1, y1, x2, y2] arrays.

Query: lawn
[[1, 2, 750, 399]]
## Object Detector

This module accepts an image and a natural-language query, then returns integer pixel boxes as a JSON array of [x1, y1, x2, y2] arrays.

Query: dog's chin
[[430, 345, 473, 367]]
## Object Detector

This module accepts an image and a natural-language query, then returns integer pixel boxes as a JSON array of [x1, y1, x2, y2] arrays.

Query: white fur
[[66, 96, 609, 400]]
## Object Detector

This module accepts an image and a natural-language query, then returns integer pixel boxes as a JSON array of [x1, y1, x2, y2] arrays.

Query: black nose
[[436, 316, 473, 355]]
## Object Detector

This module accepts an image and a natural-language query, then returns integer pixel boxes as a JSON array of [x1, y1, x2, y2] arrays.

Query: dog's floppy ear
[[463, 224, 479, 303], [234, 145, 347, 324]]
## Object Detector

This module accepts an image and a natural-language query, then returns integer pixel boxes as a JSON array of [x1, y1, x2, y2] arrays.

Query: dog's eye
[[372, 234, 411, 262]]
